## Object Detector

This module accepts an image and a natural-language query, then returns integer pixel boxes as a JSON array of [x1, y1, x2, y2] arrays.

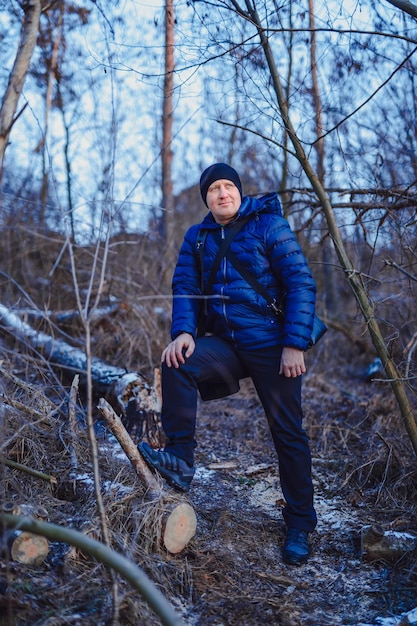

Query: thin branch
[[0, 455, 57, 484], [68, 375, 80, 478], [404, 330, 417, 378], [313, 46, 417, 144], [383, 258, 417, 283], [217, 118, 296, 157]]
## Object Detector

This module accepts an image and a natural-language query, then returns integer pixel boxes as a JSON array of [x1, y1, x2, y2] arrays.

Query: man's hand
[[161, 332, 195, 368], [279, 346, 306, 378]]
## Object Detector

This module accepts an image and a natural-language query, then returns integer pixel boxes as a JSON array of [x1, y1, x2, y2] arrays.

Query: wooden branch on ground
[[0, 455, 57, 485], [361, 524, 417, 561], [68, 374, 80, 478], [97, 398, 197, 554], [98, 398, 160, 493]]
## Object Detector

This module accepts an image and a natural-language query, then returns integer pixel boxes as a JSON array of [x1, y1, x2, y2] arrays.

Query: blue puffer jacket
[[171, 192, 316, 351]]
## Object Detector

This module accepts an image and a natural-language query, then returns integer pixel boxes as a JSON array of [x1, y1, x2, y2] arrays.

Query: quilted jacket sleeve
[[266, 216, 316, 349], [170, 224, 202, 340]]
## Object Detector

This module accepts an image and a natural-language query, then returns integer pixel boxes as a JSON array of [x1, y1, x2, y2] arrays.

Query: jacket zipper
[[219, 226, 235, 341]]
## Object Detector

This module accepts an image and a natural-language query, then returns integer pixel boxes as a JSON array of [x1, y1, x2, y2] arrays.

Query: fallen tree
[[0, 303, 162, 444]]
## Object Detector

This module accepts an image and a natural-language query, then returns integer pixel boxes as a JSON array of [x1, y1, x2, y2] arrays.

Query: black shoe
[[282, 528, 310, 565], [138, 441, 195, 492]]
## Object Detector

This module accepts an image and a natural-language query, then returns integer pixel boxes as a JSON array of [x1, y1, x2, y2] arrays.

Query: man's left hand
[[279, 346, 306, 378]]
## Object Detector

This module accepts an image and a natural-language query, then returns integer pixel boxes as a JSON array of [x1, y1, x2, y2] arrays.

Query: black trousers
[[161, 335, 317, 532]]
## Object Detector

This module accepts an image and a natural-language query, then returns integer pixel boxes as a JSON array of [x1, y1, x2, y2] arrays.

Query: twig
[[68, 375, 80, 477], [404, 330, 417, 379], [1, 396, 51, 423], [383, 257, 417, 283], [0, 455, 57, 485]]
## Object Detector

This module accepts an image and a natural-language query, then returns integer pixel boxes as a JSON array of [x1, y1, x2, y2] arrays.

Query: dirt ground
[[1, 335, 417, 626]]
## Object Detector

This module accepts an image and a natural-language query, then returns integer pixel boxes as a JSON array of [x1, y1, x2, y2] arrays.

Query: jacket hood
[[201, 192, 282, 229]]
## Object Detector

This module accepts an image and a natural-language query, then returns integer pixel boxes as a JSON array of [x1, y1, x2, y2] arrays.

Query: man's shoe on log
[[282, 528, 310, 565], [138, 441, 195, 492]]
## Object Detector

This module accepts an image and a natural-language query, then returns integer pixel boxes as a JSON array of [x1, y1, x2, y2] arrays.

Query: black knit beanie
[[199, 163, 243, 206]]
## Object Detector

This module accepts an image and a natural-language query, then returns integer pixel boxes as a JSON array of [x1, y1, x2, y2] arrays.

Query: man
[[139, 163, 317, 566]]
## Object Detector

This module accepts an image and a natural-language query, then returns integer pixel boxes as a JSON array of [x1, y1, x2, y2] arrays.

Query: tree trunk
[[161, 0, 175, 235], [0, 0, 42, 174], [307, 0, 336, 315], [308, 0, 325, 184], [158, 0, 176, 289], [39, 4, 64, 223]]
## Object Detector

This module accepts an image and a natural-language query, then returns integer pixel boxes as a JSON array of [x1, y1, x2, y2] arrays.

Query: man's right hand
[[161, 333, 195, 368]]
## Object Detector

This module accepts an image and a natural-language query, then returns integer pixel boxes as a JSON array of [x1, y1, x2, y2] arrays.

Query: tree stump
[[1, 502, 50, 565], [97, 398, 197, 554], [163, 502, 197, 555], [7, 531, 49, 565], [361, 524, 417, 561]]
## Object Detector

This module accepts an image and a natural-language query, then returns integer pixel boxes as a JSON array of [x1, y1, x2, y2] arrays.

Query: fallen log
[[0, 303, 151, 393], [97, 398, 197, 554], [361, 524, 417, 561], [0, 303, 163, 444]]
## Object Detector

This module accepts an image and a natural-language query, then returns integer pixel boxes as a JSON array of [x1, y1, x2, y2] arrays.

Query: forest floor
[[1, 336, 417, 626]]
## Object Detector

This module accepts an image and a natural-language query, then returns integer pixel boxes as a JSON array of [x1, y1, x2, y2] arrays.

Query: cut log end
[[9, 531, 49, 565], [163, 502, 197, 554]]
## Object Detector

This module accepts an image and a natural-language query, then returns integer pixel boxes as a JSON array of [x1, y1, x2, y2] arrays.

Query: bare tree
[[0, 0, 41, 177], [161, 0, 175, 243], [36, 2, 64, 224], [244, 0, 417, 453]]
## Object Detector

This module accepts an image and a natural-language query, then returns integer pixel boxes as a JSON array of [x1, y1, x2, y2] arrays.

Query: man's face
[[206, 179, 242, 225]]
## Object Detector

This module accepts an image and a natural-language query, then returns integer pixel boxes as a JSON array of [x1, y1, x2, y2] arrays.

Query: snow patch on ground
[[194, 466, 216, 483], [359, 605, 417, 626]]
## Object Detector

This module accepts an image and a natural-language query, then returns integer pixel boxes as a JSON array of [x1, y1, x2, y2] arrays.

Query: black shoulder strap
[[196, 216, 283, 318], [226, 248, 284, 318], [196, 221, 325, 346], [194, 214, 285, 325], [207, 217, 252, 291], [195, 217, 251, 327]]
